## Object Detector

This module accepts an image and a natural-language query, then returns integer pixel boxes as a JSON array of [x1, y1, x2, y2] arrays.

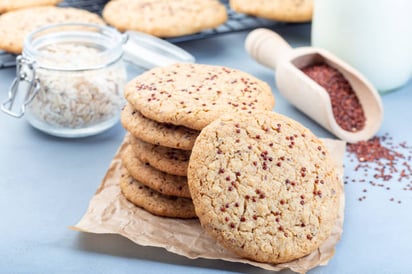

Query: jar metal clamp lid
[[1, 22, 195, 119], [2, 55, 40, 118]]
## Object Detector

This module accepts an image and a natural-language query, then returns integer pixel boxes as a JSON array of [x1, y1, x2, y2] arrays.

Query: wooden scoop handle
[[245, 28, 293, 70]]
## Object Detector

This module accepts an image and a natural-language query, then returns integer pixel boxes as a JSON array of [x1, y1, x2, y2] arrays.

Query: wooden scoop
[[245, 28, 383, 143]]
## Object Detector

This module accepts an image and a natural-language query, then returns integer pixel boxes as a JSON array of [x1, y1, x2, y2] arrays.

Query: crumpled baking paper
[[72, 137, 345, 274]]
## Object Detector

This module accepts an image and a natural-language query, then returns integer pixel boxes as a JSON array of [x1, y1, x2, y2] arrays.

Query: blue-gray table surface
[[1, 23, 411, 274]]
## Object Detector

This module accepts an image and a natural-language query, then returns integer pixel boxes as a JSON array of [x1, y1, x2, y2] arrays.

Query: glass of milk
[[311, 0, 412, 93]]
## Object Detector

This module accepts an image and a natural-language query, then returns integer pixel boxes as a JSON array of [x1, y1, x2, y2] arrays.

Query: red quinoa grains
[[345, 133, 412, 203], [301, 63, 366, 132]]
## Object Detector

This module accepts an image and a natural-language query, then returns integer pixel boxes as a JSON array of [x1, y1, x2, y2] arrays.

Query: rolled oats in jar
[[4, 23, 127, 137]]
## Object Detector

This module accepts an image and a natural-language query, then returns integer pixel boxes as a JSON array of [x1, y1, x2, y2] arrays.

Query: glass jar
[[1, 23, 195, 137], [311, 0, 412, 92], [4, 23, 127, 137]]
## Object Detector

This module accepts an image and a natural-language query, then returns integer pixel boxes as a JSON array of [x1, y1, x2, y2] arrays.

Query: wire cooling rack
[[0, 0, 281, 68]]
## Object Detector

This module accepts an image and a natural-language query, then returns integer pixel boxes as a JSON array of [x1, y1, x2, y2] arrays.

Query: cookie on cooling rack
[[102, 0, 228, 37], [230, 0, 313, 22], [188, 110, 340, 263], [0, 6, 105, 54], [0, 0, 61, 13]]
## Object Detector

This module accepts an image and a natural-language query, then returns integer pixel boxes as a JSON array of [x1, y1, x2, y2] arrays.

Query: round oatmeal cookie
[[125, 63, 275, 130], [120, 167, 196, 218], [122, 145, 191, 198], [230, 0, 313, 22], [102, 0, 227, 37], [121, 103, 199, 151], [0, 0, 61, 13], [0, 6, 105, 54], [130, 136, 190, 177], [188, 110, 340, 264]]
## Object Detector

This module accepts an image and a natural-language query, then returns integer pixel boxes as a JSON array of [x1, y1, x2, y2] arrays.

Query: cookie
[[0, 6, 105, 54], [120, 167, 196, 218], [0, 0, 61, 13], [230, 0, 313, 22], [122, 145, 191, 198], [125, 63, 275, 130], [130, 136, 189, 177], [102, 0, 227, 37], [121, 103, 199, 151], [187, 110, 340, 264]]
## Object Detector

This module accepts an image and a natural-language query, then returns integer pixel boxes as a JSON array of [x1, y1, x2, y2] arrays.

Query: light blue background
[[1, 23, 411, 273]]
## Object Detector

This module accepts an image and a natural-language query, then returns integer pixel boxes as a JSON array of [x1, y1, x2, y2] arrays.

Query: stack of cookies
[[118, 63, 340, 264], [119, 63, 275, 219]]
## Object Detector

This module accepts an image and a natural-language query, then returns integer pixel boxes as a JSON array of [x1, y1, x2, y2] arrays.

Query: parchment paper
[[72, 137, 346, 274]]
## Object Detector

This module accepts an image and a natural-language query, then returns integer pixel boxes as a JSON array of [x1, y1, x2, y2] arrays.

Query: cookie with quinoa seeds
[[0, 0, 61, 13], [102, 0, 227, 37], [130, 135, 190, 177], [230, 0, 313, 23], [187, 110, 340, 264], [121, 103, 199, 151], [0, 6, 105, 54], [124, 63, 275, 131], [120, 167, 196, 219], [121, 145, 191, 198]]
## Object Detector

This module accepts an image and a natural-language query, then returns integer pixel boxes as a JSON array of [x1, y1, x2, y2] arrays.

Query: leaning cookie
[[120, 167, 196, 219], [0, 0, 61, 13], [129, 136, 190, 177], [125, 63, 275, 130], [188, 110, 340, 264], [102, 0, 227, 37], [121, 104, 199, 151], [121, 145, 191, 198], [230, 0, 313, 22], [0, 6, 105, 54]]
